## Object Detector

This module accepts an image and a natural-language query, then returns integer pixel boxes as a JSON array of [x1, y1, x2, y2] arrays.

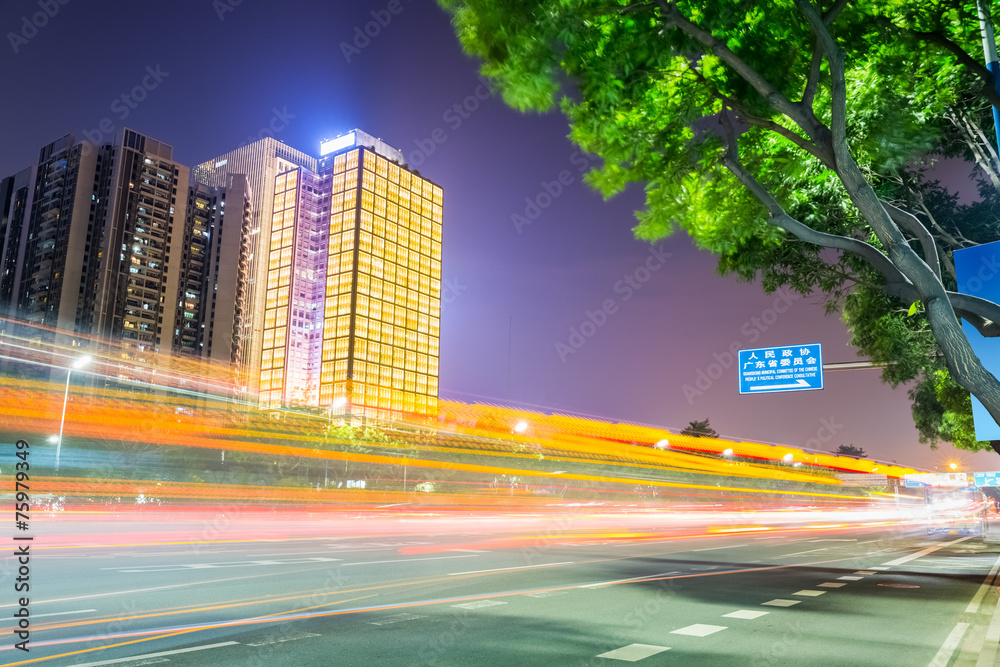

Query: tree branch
[[949, 292, 1000, 337], [881, 200, 942, 282], [656, 1, 829, 144]]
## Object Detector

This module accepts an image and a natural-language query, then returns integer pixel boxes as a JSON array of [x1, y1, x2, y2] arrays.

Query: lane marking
[[965, 551, 1000, 614], [579, 572, 682, 589], [447, 561, 574, 576], [837, 576, 863, 581], [723, 610, 768, 619], [596, 644, 670, 661], [882, 535, 972, 567], [66, 641, 239, 667], [854, 571, 878, 575], [106, 557, 343, 573], [793, 590, 826, 597], [451, 599, 507, 610], [369, 613, 426, 625], [688, 544, 749, 552], [869, 566, 891, 570], [927, 622, 969, 667], [761, 599, 800, 607], [780, 548, 828, 557], [34, 610, 97, 619], [817, 583, 846, 588], [671, 624, 726, 637], [344, 555, 478, 567], [245, 630, 319, 647]]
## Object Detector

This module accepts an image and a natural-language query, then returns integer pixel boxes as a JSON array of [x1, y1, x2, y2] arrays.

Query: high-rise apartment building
[[0, 129, 251, 377], [257, 131, 442, 418], [0, 166, 36, 317]]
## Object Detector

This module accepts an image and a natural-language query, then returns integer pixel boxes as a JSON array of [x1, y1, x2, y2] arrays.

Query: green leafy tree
[[680, 418, 719, 438], [440, 0, 1000, 448], [835, 444, 867, 457]]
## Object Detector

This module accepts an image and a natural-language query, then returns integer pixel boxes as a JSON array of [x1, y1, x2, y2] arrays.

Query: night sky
[[0, 0, 994, 471]]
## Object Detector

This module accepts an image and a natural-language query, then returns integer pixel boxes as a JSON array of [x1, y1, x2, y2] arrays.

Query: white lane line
[[245, 630, 319, 647], [107, 557, 343, 573], [854, 570, 878, 575], [370, 612, 426, 625], [67, 641, 239, 667], [793, 590, 826, 597], [927, 622, 969, 667], [447, 561, 574, 576], [451, 599, 507, 610], [807, 539, 857, 543], [837, 576, 863, 581], [965, 551, 1000, 614], [723, 610, 769, 619], [817, 583, 846, 588], [688, 543, 749, 552], [33, 609, 97, 619], [596, 644, 670, 661], [882, 535, 973, 567], [761, 599, 800, 607], [780, 548, 828, 557], [870, 566, 891, 570], [671, 624, 726, 637], [344, 555, 478, 567], [579, 572, 682, 589]]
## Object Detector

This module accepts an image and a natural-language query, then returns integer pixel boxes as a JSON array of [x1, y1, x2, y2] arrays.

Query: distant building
[[193, 139, 316, 394], [198, 130, 443, 419], [0, 129, 251, 380]]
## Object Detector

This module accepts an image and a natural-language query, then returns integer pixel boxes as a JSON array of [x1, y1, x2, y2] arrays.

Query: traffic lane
[[13, 529, 935, 664], [7, 528, 928, 664]]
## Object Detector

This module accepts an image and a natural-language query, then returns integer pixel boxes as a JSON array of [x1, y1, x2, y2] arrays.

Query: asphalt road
[[3, 509, 1000, 666]]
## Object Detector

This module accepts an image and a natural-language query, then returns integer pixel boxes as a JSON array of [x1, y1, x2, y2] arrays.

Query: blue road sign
[[739, 343, 823, 395], [974, 471, 1000, 488]]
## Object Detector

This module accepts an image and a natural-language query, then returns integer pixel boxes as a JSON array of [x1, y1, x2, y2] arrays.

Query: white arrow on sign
[[750, 379, 810, 391]]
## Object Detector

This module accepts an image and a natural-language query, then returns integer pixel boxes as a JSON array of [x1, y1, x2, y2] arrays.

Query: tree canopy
[[680, 418, 719, 438], [440, 0, 1000, 450], [835, 444, 867, 457]]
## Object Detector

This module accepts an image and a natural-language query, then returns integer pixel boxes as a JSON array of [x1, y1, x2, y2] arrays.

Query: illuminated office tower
[[258, 130, 442, 418], [193, 140, 316, 393], [259, 166, 326, 406]]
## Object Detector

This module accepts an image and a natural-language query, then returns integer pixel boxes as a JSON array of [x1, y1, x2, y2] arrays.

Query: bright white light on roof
[[320, 132, 356, 156]]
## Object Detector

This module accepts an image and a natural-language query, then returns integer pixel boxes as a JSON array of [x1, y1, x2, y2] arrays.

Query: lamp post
[[55, 355, 91, 473]]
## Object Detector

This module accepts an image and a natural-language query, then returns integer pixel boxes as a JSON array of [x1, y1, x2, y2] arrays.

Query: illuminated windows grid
[[320, 148, 442, 418]]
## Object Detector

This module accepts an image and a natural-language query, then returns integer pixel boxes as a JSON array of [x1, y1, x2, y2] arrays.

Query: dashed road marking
[[882, 535, 973, 567], [671, 624, 727, 637], [369, 612, 426, 625], [837, 576, 863, 581], [67, 642, 239, 667], [447, 561, 574, 576], [793, 590, 826, 597], [596, 644, 670, 661], [761, 599, 800, 607], [723, 610, 769, 619], [34, 609, 98, 618], [854, 570, 877, 575], [245, 630, 320, 646], [451, 599, 507, 610], [817, 582, 846, 588], [869, 566, 891, 570]]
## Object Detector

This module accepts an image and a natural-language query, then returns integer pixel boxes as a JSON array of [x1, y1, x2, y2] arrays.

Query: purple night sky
[[0, 0, 993, 471]]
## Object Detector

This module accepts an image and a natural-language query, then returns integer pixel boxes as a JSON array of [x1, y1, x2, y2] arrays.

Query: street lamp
[[513, 419, 528, 434], [55, 355, 91, 473]]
